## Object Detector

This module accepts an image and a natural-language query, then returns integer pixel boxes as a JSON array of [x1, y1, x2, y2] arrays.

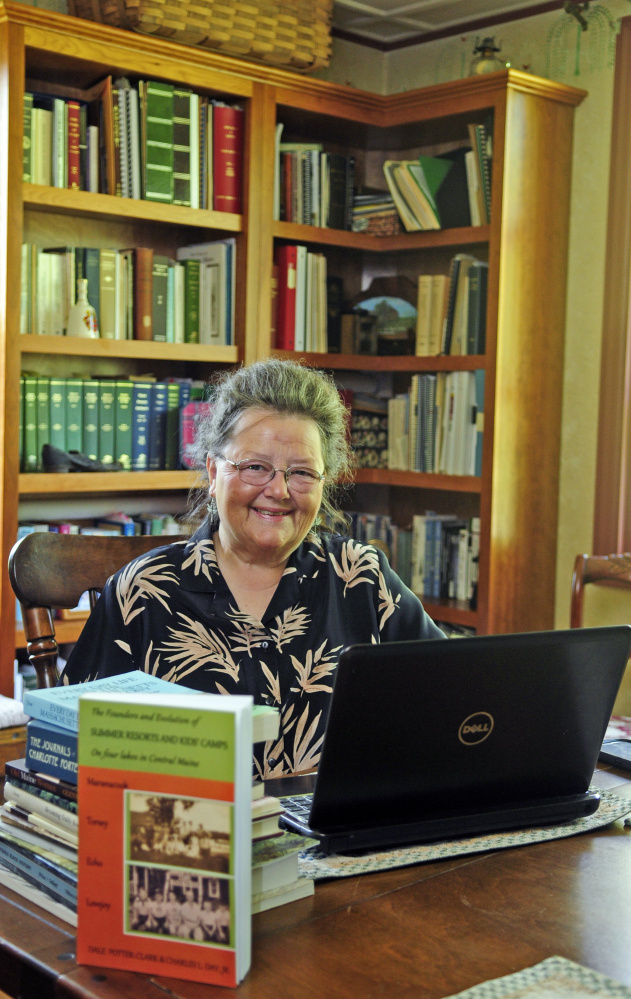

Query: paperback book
[[76, 690, 253, 988]]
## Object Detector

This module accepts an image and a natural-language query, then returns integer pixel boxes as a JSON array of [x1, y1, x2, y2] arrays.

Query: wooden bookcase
[[0, 1, 585, 694]]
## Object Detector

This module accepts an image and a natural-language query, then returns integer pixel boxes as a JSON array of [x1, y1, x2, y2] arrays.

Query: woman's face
[[207, 409, 325, 566]]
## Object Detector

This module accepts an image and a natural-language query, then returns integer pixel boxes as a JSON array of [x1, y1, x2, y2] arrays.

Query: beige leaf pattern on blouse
[[328, 540, 379, 595], [181, 540, 220, 582], [223, 609, 269, 654], [290, 640, 340, 694], [116, 556, 179, 625], [289, 704, 324, 772], [269, 605, 311, 651], [158, 613, 241, 683], [260, 662, 281, 704], [378, 569, 401, 629]]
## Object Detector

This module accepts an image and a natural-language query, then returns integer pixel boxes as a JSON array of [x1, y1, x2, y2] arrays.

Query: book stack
[[20, 238, 235, 345], [411, 513, 480, 604], [0, 672, 313, 943], [351, 190, 402, 236], [275, 136, 355, 231], [384, 137, 487, 233], [273, 243, 328, 352], [20, 374, 211, 473], [24, 77, 244, 212]]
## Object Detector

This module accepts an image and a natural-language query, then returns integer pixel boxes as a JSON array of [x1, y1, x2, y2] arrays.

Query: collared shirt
[[60, 519, 445, 777]]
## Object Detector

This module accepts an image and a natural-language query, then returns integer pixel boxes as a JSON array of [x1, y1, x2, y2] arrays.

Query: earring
[[207, 496, 218, 519]]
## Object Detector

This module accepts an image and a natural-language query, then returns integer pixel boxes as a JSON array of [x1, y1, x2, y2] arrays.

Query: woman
[[60, 358, 444, 777]]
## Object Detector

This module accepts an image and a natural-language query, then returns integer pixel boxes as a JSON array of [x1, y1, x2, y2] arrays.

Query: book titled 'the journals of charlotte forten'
[[76, 690, 253, 988]]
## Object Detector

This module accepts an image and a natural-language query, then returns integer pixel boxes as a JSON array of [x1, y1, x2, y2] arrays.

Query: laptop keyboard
[[280, 793, 313, 822]]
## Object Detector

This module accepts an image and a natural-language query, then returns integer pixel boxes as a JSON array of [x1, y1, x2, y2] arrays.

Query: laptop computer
[[279, 626, 631, 854]]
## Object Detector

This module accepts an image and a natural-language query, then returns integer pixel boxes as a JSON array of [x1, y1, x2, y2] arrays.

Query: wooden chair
[[570, 552, 631, 628], [9, 532, 179, 689]]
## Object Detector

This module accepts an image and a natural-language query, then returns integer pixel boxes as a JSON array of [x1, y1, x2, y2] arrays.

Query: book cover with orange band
[[76, 691, 252, 988]]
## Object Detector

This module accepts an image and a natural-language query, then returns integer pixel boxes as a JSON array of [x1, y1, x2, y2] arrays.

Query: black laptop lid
[[310, 626, 631, 832]]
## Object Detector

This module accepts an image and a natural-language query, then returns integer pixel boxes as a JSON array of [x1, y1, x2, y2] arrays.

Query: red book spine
[[212, 104, 244, 214], [133, 247, 154, 341], [274, 244, 297, 350], [67, 100, 81, 191]]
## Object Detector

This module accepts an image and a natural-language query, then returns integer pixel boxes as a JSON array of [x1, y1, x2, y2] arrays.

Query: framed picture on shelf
[[350, 276, 417, 356]]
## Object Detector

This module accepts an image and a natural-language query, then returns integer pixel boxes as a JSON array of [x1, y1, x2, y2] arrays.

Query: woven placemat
[[442, 955, 631, 998], [298, 788, 631, 881]]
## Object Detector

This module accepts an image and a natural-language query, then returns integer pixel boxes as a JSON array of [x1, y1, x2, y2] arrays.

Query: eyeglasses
[[217, 455, 325, 493]]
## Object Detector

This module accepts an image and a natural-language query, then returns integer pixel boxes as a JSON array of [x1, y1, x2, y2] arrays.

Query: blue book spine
[[131, 381, 152, 471], [0, 837, 77, 906], [25, 718, 78, 785], [148, 381, 168, 470]]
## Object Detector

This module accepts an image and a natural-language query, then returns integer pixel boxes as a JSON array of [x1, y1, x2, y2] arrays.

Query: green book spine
[[65, 378, 83, 453], [183, 259, 200, 344], [98, 380, 115, 465], [151, 254, 169, 342], [23, 376, 38, 472], [82, 380, 99, 461], [49, 376, 66, 451], [173, 86, 192, 207], [99, 248, 117, 340], [164, 380, 181, 470], [36, 377, 50, 470], [114, 379, 132, 470], [84, 248, 100, 325], [23, 93, 33, 183], [143, 80, 174, 204]]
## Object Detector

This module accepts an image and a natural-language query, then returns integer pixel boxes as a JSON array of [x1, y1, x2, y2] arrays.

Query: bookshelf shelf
[[18, 470, 199, 497], [353, 469, 481, 492], [271, 349, 485, 372], [20, 334, 239, 364], [420, 599, 477, 628], [273, 220, 490, 252], [23, 184, 243, 231]]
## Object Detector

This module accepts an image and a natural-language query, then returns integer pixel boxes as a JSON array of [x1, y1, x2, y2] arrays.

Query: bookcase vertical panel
[[487, 86, 577, 634], [0, 19, 27, 693]]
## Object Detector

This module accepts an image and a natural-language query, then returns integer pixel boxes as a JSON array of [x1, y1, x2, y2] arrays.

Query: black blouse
[[60, 519, 445, 777]]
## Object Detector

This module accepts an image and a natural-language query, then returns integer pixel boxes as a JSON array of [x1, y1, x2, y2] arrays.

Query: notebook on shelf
[[280, 626, 631, 854]]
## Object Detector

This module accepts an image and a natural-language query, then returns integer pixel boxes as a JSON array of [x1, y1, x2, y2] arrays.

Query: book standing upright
[[76, 690, 253, 988]]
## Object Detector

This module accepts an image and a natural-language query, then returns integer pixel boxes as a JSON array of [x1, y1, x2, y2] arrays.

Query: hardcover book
[[76, 690, 253, 987], [25, 717, 78, 784], [212, 102, 244, 214]]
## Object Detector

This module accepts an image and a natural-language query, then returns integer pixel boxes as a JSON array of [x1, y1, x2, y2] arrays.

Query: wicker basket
[[67, 0, 333, 71]]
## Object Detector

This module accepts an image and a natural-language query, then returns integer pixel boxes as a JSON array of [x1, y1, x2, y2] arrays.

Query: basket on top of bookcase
[[67, 0, 333, 71]]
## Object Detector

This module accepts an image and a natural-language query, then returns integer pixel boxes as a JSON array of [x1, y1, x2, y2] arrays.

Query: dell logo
[[458, 712, 494, 745]]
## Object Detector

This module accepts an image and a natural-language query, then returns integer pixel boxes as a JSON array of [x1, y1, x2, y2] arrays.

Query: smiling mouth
[[254, 508, 289, 518]]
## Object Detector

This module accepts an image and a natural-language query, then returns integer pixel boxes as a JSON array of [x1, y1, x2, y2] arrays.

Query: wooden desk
[[2, 768, 631, 999]]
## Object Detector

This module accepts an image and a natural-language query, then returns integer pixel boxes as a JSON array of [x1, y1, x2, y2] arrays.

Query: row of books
[[274, 130, 355, 230], [388, 370, 485, 477], [0, 673, 311, 986], [24, 76, 244, 212], [20, 375, 212, 472], [273, 243, 329, 351], [383, 122, 492, 233], [21, 238, 235, 345], [346, 510, 480, 606], [415, 257, 488, 357], [411, 513, 481, 604]]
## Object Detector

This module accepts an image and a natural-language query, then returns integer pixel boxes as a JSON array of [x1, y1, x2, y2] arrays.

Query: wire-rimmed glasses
[[217, 454, 325, 493]]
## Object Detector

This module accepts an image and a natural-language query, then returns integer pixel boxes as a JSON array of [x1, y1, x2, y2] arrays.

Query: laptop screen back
[[310, 627, 631, 832]]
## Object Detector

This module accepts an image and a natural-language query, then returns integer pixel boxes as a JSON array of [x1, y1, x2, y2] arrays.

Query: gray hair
[[188, 358, 353, 530]]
